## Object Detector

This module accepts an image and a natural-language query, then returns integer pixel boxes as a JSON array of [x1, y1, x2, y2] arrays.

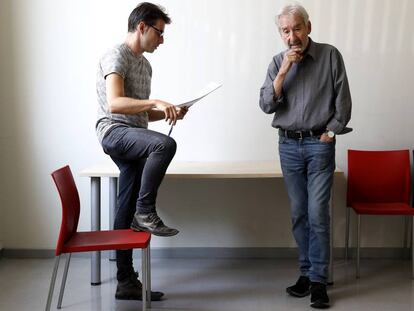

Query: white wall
[[1, 0, 413, 250]]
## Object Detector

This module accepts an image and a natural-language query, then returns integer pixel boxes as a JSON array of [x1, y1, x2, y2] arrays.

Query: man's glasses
[[149, 25, 164, 37]]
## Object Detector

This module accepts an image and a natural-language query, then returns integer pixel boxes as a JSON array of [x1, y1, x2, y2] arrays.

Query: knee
[[308, 207, 330, 231], [157, 136, 177, 156], [291, 209, 307, 228]]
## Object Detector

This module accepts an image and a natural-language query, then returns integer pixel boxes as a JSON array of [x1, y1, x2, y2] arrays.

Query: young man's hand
[[154, 100, 178, 125], [176, 106, 189, 120]]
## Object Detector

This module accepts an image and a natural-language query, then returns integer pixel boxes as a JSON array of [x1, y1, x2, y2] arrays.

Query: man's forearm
[[273, 72, 286, 98], [108, 97, 155, 115], [148, 109, 165, 121]]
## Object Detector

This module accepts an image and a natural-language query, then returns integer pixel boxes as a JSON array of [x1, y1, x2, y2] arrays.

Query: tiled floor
[[0, 256, 413, 310]]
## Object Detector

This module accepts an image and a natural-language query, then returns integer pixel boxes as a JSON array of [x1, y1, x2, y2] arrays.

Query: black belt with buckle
[[279, 128, 325, 140]]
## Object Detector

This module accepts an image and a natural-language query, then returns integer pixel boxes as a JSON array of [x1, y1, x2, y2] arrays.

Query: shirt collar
[[304, 38, 316, 60]]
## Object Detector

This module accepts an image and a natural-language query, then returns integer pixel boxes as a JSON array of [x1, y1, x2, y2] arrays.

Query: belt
[[278, 128, 325, 140]]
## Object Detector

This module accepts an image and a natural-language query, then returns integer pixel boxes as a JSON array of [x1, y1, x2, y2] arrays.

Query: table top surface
[[80, 161, 343, 179]]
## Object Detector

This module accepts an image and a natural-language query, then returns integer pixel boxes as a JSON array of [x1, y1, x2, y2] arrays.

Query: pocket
[[309, 141, 335, 172], [315, 136, 336, 145]]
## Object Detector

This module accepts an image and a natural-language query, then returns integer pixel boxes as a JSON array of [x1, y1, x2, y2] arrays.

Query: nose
[[289, 30, 298, 41], [159, 36, 164, 44]]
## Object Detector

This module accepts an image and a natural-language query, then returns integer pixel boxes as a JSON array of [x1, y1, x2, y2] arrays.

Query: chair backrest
[[347, 150, 411, 206], [51, 165, 81, 256]]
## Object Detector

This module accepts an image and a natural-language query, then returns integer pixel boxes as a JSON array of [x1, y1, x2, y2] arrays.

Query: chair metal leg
[[146, 245, 151, 308], [57, 253, 71, 309], [142, 248, 147, 311], [412, 216, 414, 279], [409, 217, 413, 254], [345, 207, 350, 260], [45, 256, 61, 311], [356, 215, 361, 278], [328, 189, 334, 285], [404, 216, 409, 258]]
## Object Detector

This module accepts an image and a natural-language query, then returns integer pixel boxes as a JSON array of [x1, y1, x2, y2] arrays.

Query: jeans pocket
[[311, 144, 335, 172]]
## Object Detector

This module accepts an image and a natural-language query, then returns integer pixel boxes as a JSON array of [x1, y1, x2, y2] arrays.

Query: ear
[[307, 21, 312, 35], [137, 21, 146, 34]]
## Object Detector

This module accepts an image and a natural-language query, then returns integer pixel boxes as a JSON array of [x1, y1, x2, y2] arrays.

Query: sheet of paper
[[177, 82, 222, 108]]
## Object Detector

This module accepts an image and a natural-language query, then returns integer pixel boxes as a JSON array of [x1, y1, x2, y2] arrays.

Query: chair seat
[[351, 202, 414, 215], [62, 229, 151, 253]]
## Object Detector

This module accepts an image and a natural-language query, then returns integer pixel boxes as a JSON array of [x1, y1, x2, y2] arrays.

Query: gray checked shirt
[[259, 38, 352, 134]]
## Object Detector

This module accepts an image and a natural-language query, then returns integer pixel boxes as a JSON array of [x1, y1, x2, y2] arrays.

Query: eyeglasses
[[149, 25, 164, 37]]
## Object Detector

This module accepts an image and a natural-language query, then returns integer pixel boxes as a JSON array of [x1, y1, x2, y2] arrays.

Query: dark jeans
[[101, 126, 177, 278]]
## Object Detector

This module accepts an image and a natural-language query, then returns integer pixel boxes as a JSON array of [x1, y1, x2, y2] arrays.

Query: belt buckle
[[295, 131, 303, 140]]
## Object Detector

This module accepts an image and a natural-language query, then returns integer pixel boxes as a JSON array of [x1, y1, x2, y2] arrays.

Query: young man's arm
[[106, 73, 178, 124]]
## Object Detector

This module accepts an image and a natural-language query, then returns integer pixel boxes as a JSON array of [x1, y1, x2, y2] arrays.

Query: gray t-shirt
[[96, 43, 152, 143]]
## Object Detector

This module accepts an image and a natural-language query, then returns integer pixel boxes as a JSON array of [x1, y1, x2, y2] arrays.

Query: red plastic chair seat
[[63, 229, 150, 253], [351, 202, 414, 215]]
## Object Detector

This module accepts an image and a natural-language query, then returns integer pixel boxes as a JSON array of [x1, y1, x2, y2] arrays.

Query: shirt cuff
[[327, 119, 353, 135]]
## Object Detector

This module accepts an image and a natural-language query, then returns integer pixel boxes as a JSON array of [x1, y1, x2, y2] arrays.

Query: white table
[[80, 161, 341, 285]]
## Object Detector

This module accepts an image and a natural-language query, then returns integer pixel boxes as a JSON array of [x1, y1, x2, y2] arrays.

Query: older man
[[259, 3, 352, 309]]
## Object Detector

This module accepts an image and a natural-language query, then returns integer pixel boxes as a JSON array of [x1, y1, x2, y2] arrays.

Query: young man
[[96, 2, 188, 301], [259, 3, 352, 309]]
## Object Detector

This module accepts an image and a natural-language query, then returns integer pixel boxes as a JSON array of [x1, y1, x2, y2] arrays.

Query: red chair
[[46, 166, 152, 311], [345, 150, 413, 278]]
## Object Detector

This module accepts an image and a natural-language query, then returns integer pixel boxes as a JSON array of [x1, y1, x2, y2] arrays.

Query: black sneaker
[[131, 212, 179, 237], [115, 271, 164, 301], [286, 276, 310, 297], [310, 282, 330, 309]]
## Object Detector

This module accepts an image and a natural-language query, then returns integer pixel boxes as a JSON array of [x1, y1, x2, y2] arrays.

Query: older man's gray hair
[[275, 2, 309, 29]]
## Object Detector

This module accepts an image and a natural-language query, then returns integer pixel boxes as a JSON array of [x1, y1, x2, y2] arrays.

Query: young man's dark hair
[[128, 2, 171, 32]]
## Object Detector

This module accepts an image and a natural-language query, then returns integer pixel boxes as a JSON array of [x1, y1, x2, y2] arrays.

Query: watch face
[[327, 131, 335, 138]]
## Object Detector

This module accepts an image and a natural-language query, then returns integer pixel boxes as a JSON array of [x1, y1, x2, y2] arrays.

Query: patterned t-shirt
[[96, 43, 152, 143]]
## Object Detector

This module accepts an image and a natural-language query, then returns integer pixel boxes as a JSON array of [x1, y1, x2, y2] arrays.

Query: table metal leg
[[91, 177, 101, 285], [109, 177, 118, 261]]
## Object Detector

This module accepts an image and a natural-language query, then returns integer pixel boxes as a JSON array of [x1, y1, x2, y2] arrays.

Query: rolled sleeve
[[327, 49, 352, 134], [259, 58, 284, 114]]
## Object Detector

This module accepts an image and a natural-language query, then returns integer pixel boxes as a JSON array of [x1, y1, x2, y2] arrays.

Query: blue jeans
[[279, 135, 335, 284], [101, 126, 176, 277]]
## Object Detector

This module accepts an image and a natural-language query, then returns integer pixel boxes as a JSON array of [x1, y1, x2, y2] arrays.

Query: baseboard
[[1, 247, 411, 259]]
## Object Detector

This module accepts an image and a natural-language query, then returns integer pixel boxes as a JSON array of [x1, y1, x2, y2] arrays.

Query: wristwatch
[[326, 130, 335, 138]]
